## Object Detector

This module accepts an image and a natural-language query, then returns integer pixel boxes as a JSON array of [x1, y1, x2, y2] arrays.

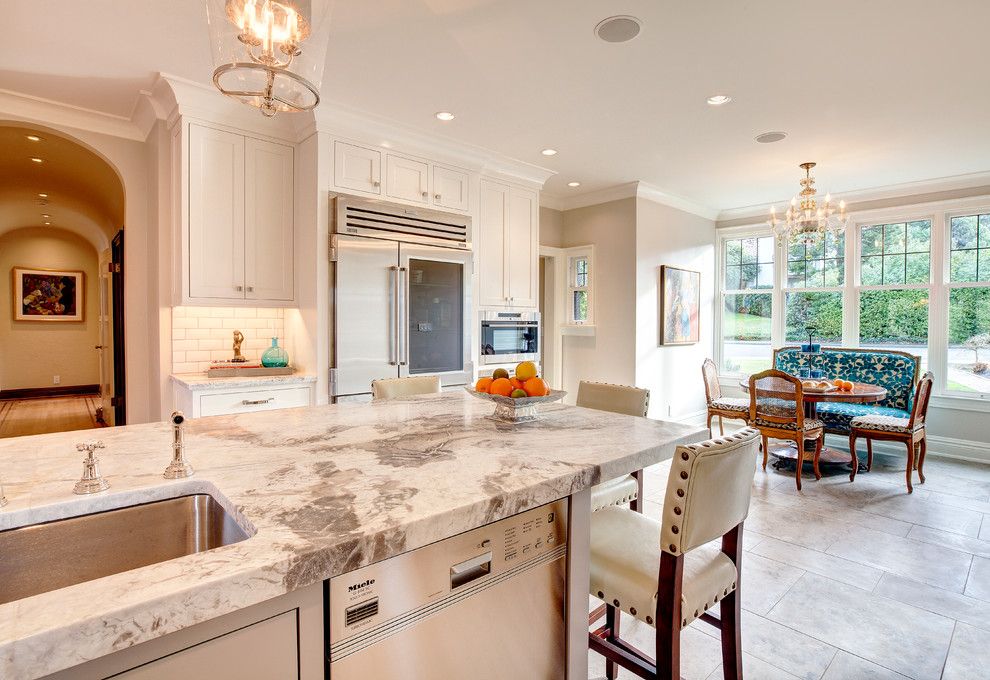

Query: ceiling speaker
[[595, 16, 641, 43]]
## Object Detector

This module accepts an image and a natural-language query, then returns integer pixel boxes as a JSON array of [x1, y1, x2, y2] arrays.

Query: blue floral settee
[[773, 347, 920, 434]]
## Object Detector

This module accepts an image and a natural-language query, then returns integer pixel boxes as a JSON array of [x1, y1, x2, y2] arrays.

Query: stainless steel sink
[[0, 494, 250, 605]]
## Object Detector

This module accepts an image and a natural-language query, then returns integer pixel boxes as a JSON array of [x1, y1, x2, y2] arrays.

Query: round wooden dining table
[[739, 379, 887, 467]]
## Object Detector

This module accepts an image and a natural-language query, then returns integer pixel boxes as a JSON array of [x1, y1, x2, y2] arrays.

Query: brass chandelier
[[768, 162, 849, 245], [208, 0, 331, 117]]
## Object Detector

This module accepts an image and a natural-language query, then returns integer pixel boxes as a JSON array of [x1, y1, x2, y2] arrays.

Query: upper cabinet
[[334, 141, 382, 195], [186, 123, 294, 305], [331, 141, 470, 214], [478, 179, 539, 309]]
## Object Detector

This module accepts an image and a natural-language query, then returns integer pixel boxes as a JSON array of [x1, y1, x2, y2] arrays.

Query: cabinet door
[[433, 165, 470, 212], [334, 141, 382, 195], [505, 186, 539, 308], [245, 138, 294, 301], [478, 180, 509, 307], [114, 611, 298, 680], [386, 153, 429, 204], [188, 125, 245, 300]]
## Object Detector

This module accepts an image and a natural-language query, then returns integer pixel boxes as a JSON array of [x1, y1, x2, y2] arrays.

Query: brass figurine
[[231, 330, 248, 363]]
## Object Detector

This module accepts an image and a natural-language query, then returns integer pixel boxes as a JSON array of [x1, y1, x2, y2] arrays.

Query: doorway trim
[[539, 246, 567, 390], [111, 230, 126, 425]]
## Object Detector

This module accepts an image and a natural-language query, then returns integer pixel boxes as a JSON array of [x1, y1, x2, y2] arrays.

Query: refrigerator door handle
[[398, 266, 409, 367], [388, 266, 399, 366]]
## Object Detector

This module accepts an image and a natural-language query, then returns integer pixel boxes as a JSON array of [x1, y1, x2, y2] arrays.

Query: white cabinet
[[334, 141, 382, 195], [478, 179, 539, 309], [172, 378, 316, 418], [245, 138, 294, 301], [187, 124, 294, 305], [386, 153, 429, 204], [433, 164, 470, 212], [188, 126, 244, 300]]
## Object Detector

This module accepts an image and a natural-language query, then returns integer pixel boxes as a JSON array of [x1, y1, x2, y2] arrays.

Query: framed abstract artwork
[[659, 265, 700, 345], [12, 267, 85, 322]]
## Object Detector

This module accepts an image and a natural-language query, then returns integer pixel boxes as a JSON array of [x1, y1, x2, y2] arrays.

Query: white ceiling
[[2, 0, 989, 211]]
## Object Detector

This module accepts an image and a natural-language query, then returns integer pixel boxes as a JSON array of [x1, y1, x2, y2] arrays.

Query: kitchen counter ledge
[[0, 392, 705, 679]]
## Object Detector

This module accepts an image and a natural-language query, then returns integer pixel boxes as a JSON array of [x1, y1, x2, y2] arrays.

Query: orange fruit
[[515, 361, 538, 381], [510, 377, 525, 391], [475, 377, 494, 393], [523, 376, 549, 397], [844, 380, 854, 391], [489, 378, 514, 397]]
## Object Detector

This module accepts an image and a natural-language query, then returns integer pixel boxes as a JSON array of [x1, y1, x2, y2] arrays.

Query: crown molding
[[0, 88, 147, 141], [547, 180, 719, 220], [313, 101, 555, 187], [716, 170, 990, 226]]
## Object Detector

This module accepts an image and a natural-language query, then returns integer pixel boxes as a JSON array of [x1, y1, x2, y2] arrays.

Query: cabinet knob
[[246, 286, 254, 293], [372, 180, 381, 188], [422, 191, 429, 198], [235, 285, 244, 292], [435, 194, 442, 200]]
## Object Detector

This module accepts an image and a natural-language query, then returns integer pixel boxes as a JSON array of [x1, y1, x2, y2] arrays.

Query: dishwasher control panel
[[327, 497, 568, 646]]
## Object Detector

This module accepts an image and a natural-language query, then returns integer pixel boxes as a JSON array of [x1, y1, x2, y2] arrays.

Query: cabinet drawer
[[114, 611, 298, 680], [198, 386, 312, 417]]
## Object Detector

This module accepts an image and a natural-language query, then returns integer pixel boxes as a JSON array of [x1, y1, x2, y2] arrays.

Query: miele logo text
[[348, 579, 375, 592]]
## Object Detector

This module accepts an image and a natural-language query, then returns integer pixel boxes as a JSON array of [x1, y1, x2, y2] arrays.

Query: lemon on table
[[515, 361, 538, 381], [492, 367, 509, 380]]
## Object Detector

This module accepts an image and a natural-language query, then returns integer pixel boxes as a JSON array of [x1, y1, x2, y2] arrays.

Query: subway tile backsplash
[[171, 307, 286, 373]]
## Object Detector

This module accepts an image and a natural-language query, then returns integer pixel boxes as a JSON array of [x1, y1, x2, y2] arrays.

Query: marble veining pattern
[[170, 372, 317, 391], [0, 392, 705, 679]]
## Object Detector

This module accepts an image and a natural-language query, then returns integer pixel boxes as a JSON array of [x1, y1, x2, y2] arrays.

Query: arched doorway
[[0, 123, 126, 436]]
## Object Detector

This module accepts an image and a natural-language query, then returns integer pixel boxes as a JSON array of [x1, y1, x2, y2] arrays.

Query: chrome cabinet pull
[[398, 266, 408, 366], [388, 266, 399, 365], [241, 397, 274, 405]]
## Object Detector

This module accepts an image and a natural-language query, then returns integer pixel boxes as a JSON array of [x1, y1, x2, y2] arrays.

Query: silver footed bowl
[[465, 387, 567, 423]]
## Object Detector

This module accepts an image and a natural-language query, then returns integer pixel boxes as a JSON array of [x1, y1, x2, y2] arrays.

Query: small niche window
[[567, 249, 593, 325]]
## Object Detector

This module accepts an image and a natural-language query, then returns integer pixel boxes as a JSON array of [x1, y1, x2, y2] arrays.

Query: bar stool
[[371, 375, 441, 400], [588, 429, 760, 680]]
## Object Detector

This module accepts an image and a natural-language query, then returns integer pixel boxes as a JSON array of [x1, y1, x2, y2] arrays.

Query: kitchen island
[[0, 392, 706, 679]]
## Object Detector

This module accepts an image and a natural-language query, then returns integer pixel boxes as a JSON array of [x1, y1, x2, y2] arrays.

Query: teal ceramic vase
[[261, 337, 289, 368]]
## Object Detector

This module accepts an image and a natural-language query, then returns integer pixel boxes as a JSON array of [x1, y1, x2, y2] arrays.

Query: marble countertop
[[170, 372, 317, 391], [0, 392, 705, 679]]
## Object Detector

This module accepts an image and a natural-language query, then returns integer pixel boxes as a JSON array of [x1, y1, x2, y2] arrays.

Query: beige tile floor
[[589, 450, 990, 680]]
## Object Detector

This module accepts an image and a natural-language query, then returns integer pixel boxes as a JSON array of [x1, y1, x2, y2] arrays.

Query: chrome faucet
[[163, 411, 194, 479], [74, 441, 109, 494]]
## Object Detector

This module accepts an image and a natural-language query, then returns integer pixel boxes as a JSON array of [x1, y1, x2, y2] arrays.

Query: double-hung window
[[567, 251, 593, 325], [785, 231, 844, 344], [945, 213, 990, 394], [720, 235, 774, 374]]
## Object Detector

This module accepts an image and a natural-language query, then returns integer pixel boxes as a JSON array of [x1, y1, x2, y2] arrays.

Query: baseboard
[[825, 433, 990, 465], [671, 409, 708, 426], [0, 384, 100, 400]]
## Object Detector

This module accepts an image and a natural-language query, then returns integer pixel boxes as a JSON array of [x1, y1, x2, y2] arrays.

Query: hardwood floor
[[589, 449, 990, 680], [0, 395, 104, 438]]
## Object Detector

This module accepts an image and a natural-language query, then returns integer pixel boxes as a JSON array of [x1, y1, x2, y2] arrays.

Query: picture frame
[[12, 267, 85, 322], [659, 265, 700, 345]]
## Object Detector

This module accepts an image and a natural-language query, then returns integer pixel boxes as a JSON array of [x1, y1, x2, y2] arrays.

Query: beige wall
[[539, 206, 564, 248], [555, 198, 638, 399], [635, 198, 716, 420], [0, 227, 101, 391]]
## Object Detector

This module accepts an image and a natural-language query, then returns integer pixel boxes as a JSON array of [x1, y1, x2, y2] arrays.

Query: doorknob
[[94, 345, 105, 350]]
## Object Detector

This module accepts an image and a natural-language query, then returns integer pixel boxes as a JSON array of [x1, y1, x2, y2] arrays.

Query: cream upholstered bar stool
[[576, 381, 651, 514], [589, 429, 760, 680], [370, 375, 441, 400]]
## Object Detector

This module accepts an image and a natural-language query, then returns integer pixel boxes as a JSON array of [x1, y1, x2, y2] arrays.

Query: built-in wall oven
[[480, 310, 540, 365]]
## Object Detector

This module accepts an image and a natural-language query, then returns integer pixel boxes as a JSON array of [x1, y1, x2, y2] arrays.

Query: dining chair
[[588, 429, 760, 680], [702, 359, 750, 436], [370, 375, 441, 400], [848, 371, 934, 493], [748, 369, 824, 490]]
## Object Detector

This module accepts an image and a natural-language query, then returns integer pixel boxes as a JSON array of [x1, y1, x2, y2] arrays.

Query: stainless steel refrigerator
[[330, 196, 473, 400]]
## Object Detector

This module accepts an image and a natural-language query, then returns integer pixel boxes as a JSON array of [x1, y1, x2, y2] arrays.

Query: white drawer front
[[198, 386, 312, 417]]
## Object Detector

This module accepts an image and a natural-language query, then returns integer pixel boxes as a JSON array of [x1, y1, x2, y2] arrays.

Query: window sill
[[561, 324, 596, 337], [930, 394, 990, 413]]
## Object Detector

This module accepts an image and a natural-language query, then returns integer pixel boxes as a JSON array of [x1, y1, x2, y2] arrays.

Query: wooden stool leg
[[904, 440, 914, 494], [848, 433, 858, 482], [604, 604, 620, 680], [918, 436, 927, 484], [794, 438, 804, 491], [761, 435, 769, 471], [707, 412, 714, 438], [866, 438, 874, 471], [720, 528, 743, 680], [718, 415, 725, 436], [813, 435, 823, 480]]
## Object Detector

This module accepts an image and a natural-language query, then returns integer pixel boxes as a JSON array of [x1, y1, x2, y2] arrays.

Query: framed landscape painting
[[12, 267, 84, 322], [659, 265, 700, 345]]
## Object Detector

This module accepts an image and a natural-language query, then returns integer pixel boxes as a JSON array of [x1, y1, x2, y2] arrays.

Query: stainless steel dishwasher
[[327, 498, 568, 679]]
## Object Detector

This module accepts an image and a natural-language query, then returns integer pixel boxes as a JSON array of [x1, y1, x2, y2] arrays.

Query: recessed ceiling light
[[435, 111, 455, 121], [44, 221, 51, 226], [25, 134, 41, 142], [541, 148, 558, 156], [755, 131, 788, 144], [595, 15, 642, 43], [38, 193, 48, 198], [41, 214, 50, 219], [707, 94, 732, 106], [30, 157, 43, 163], [567, 181, 581, 187]]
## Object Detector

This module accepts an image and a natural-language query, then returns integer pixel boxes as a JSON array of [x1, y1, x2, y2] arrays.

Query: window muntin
[[949, 214, 990, 283], [567, 252, 592, 325], [724, 236, 774, 290], [860, 220, 931, 286], [787, 232, 844, 288]]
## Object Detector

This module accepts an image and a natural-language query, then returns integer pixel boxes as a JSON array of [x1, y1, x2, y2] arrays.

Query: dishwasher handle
[[450, 551, 492, 589]]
